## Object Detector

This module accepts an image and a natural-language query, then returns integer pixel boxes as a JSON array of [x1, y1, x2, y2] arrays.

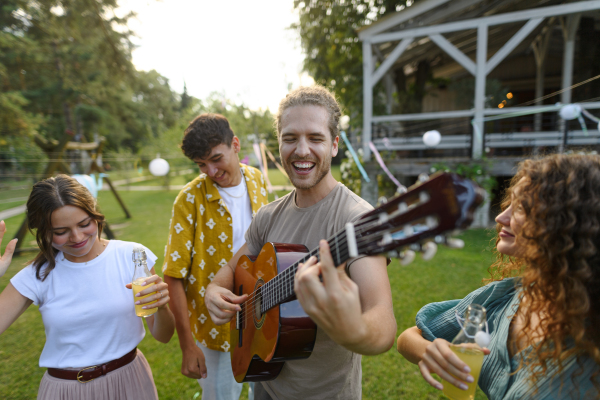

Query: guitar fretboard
[[260, 229, 354, 313]]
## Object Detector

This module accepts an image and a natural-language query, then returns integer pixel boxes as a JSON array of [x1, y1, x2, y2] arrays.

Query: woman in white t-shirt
[[0, 175, 175, 400]]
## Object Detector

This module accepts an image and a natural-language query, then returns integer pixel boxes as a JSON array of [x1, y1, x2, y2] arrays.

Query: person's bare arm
[[294, 240, 396, 355], [164, 275, 207, 379], [397, 325, 489, 391], [397, 326, 431, 363], [205, 243, 252, 325], [0, 283, 33, 335]]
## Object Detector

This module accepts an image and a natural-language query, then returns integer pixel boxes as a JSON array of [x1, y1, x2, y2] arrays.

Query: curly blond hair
[[275, 85, 342, 140], [488, 153, 600, 394]]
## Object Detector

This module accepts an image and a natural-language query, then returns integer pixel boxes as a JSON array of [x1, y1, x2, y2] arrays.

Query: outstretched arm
[[205, 243, 251, 325], [294, 240, 396, 355], [0, 221, 31, 336]]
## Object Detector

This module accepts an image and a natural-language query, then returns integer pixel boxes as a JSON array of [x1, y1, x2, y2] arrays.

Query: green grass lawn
[[0, 187, 31, 212], [0, 182, 493, 400]]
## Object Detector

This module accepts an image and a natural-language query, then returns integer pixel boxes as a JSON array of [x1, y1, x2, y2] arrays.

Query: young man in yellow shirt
[[163, 114, 268, 399]]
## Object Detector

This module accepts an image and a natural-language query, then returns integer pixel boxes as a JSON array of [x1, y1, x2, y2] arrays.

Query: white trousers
[[197, 341, 243, 400]]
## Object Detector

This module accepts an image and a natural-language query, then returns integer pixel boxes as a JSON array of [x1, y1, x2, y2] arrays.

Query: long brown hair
[[27, 174, 105, 281], [489, 153, 600, 392]]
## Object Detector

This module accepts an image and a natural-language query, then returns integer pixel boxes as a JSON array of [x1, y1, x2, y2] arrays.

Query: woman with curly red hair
[[398, 153, 600, 399]]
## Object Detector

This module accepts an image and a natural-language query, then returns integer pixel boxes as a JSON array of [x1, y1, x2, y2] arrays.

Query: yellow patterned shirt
[[162, 164, 268, 353]]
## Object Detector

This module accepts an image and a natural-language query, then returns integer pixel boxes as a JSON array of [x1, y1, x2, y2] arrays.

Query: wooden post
[[473, 23, 488, 160], [559, 14, 581, 153], [103, 176, 132, 219]]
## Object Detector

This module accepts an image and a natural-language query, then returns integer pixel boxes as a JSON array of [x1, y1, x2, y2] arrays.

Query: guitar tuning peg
[[396, 186, 408, 195], [377, 196, 388, 206], [400, 250, 416, 266], [445, 237, 465, 249], [421, 242, 438, 260]]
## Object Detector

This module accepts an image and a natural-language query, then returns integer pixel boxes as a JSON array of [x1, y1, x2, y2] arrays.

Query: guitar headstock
[[353, 172, 485, 257]]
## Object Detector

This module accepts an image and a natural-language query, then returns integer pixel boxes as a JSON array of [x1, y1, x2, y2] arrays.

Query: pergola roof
[[359, 0, 600, 80], [359, 0, 600, 164]]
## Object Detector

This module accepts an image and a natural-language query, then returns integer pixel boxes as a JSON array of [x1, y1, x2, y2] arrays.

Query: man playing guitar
[[205, 85, 397, 399]]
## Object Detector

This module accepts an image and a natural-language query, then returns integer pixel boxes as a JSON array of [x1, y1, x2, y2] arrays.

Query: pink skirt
[[37, 349, 158, 400]]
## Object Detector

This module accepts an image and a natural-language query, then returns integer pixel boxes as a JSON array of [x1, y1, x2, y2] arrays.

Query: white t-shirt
[[216, 174, 253, 254], [10, 240, 157, 368]]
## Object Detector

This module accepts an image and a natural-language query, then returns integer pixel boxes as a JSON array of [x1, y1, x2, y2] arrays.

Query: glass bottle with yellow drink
[[132, 247, 157, 318], [443, 304, 490, 400]]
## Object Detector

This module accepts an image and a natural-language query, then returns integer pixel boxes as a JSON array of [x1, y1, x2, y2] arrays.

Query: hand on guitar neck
[[294, 240, 392, 354]]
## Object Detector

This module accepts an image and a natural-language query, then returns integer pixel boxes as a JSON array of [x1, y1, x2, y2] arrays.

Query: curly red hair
[[488, 153, 600, 394]]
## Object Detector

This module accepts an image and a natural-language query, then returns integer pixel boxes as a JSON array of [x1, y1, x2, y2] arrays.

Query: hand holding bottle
[[415, 304, 491, 400], [127, 247, 170, 317], [418, 338, 491, 391], [127, 274, 170, 310]]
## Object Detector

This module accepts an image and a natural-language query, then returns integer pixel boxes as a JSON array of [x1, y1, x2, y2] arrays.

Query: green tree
[[139, 92, 277, 167], [0, 0, 181, 165], [291, 0, 431, 127], [180, 81, 192, 111]]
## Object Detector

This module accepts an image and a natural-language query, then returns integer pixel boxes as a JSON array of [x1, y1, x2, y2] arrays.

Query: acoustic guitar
[[230, 172, 485, 382]]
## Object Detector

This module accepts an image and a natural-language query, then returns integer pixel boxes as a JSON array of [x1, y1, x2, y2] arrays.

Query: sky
[[115, 0, 314, 111]]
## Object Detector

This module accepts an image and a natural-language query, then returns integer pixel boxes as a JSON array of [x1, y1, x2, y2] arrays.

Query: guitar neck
[[256, 172, 485, 314], [260, 229, 352, 313]]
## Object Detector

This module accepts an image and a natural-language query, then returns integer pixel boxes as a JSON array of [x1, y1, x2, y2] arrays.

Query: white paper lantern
[[149, 157, 170, 176], [559, 104, 582, 121], [423, 130, 441, 147], [340, 115, 350, 130]]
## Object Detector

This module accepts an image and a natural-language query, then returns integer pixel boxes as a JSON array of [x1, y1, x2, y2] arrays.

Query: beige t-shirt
[[245, 182, 373, 400]]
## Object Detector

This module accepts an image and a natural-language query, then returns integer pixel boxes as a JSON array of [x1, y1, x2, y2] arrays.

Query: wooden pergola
[[358, 0, 600, 207]]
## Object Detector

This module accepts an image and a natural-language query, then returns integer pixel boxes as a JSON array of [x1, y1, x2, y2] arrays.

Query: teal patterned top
[[416, 278, 598, 399]]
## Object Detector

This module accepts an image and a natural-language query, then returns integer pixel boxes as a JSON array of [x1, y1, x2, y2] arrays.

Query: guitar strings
[[236, 215, 385, 319], [237, 222, 404, 323], [237, 225, 393, 323], [238, 219, 433, 325], [236, 196, 427, 322], [238, 185, 444, 323], [236, 213, 402, 323]]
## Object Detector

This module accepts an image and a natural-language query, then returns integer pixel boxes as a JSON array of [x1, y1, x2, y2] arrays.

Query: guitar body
[[231, 243, 317, 383]]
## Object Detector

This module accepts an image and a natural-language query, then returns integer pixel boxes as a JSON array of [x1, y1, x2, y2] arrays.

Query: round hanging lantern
[[559, 104, 582, 121], [149, 156, 170, 177], [423, 130, 442, 147]]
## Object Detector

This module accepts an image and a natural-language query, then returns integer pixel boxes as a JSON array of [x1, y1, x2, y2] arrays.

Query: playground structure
[[13, 131, 131, 254]]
